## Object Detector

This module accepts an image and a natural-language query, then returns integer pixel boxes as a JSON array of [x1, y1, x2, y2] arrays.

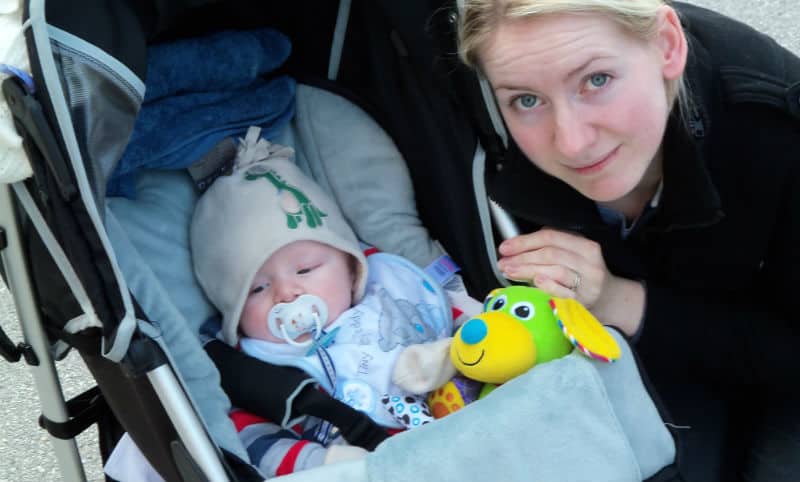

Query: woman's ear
[[655, 6, 688, 81]]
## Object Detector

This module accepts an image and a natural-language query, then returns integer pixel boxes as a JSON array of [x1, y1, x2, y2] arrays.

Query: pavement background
[[1, 1, 799, 481]]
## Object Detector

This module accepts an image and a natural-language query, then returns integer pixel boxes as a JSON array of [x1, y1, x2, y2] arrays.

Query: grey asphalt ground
[[1, 1, 799, 481]]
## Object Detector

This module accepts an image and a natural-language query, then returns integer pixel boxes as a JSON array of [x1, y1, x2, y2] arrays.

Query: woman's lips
[[573, 146, 619, 175]]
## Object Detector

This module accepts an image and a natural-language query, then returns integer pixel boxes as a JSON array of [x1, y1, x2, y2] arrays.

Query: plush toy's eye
[[489, 294, 507, 311], [511, 301, 535, 321]]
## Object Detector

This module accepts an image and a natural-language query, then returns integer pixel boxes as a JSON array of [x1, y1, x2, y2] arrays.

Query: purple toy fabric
[[452, 375, 483, 405]]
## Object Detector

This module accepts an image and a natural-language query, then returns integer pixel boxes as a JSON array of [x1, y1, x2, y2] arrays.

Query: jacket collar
[[488, 30, 724, 233]]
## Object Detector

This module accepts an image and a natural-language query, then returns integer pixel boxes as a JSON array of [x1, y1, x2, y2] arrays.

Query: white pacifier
[[267, 294, 329, 347]]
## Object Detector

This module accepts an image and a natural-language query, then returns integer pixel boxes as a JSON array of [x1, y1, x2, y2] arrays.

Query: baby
[[190, 141, 454, 476]]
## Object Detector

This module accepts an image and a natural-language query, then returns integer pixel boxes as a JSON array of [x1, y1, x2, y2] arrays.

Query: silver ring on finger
[[570, 270, 582, 292]]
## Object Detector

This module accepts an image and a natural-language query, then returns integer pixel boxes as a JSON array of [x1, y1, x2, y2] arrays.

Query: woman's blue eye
[[514, 94, 539, 109], [588, 73, 610, 89]]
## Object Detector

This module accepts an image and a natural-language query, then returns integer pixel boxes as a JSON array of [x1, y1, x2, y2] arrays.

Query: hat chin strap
[[267, 294, 329, 347]]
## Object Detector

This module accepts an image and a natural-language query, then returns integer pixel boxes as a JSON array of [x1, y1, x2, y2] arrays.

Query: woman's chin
[[575, 182, 633, 204]]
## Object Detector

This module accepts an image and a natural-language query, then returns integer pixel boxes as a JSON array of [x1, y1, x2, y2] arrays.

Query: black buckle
[[340, 413, 390, 451], [39, 386, 107, 439], [0, 324, 38, 365]]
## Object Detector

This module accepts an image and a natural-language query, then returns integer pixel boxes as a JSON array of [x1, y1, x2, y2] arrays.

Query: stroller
[[1, 0, 683, 480]]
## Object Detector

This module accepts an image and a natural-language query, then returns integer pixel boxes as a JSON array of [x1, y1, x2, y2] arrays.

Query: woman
[[457, 1, 800, 481]]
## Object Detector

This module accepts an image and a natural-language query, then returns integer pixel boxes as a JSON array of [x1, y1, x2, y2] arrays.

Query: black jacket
[[488, 3, 800, 397]]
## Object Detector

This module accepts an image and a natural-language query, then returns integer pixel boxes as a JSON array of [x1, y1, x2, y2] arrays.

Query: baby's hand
[[392, 338, 457, 393], [323, 445, 369, 465]]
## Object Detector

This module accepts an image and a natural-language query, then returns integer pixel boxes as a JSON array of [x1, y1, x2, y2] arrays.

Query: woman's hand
[[497, 228, 645, 336], [497, 228, 606, 305]]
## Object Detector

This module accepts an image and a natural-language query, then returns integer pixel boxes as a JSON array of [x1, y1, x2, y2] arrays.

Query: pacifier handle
[[279, 312, 322, 347], [267, 294, 329, 346]]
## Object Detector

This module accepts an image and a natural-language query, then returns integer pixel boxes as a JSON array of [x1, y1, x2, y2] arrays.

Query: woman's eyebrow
[[565, 55, 616, 81], [494, 84, 530, 93], [493, 54, 617, 92]]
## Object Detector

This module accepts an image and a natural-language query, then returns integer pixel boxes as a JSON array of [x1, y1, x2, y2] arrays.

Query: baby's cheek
[[239, 303, 274, 341], [325, 293, 354, 324]]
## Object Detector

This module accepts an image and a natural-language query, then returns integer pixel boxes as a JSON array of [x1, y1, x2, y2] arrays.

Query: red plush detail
[[451, 307, 463, 321], [276, 440, 312, 476], [230, 409, 269, 432]]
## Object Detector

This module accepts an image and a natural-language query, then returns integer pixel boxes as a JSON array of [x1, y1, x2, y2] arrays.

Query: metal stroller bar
[[2, 180, 239, 480], [470, 142, 513, 288], [146, 365, 232, 482], [0, 183, 87, 481], [7, 182, 235, 480], [327, 0, 352, 81]]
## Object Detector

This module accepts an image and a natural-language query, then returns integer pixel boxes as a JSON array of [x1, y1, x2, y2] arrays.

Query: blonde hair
[[458, 0, 689, 114]]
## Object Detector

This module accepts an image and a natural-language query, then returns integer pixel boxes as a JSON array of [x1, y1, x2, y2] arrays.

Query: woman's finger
[[500, 263, 575, 289], [498, 244, 585, 287], [499, 228, 592, 257], [499, 245, 582, 272], [531, 274, 577, 300]]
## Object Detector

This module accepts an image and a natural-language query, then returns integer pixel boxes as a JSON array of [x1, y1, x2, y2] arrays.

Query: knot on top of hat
[[235, 126, 295, 170]]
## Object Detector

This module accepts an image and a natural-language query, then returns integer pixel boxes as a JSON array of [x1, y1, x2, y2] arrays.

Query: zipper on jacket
[[688, 105, 705, 138]]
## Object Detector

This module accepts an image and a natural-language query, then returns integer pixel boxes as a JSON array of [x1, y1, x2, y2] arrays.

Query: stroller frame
[[1, 119, 231, 480], [2, 1, 498, 480], [1, 0, 326, 479], [1, 183, 86, 481]]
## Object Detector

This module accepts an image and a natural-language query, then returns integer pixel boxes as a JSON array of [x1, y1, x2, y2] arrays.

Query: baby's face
[[240, 240, 355, 342]]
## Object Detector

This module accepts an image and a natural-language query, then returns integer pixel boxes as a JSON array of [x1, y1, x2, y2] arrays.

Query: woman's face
[[239, 240, 355, 342], [481, 9, 685, 203]]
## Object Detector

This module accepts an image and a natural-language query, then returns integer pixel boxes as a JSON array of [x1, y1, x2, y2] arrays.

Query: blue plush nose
[[460, 318, 488, 345]]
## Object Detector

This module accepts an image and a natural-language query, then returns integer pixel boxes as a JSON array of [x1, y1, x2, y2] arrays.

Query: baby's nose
[[274, 280, 302, 303]]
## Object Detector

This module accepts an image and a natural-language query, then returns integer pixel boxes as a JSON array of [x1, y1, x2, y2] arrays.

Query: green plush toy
[[428, 285, 621, 418]]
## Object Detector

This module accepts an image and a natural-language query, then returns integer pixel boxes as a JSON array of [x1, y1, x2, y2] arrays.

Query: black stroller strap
[[38, 385, 108, 440], [206, 339, 390, 450], [46, 325, 103, 354], [293, 386, 390, 451]]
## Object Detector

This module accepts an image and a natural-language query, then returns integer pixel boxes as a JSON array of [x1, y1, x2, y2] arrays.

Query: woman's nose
[[553, 104, 596, 159]]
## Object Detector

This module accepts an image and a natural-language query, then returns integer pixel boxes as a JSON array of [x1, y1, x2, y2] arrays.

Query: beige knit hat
[[190, 133, 367, 345]]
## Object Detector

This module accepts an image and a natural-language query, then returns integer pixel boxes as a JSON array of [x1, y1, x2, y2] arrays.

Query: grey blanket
[[278, 329, 675, 482]]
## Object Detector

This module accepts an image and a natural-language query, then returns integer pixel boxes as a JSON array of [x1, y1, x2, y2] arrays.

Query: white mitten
[[323, 445, 369, 465], [392, 337, 457, 393]]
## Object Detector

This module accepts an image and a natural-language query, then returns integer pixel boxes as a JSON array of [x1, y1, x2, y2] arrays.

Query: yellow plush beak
[[450, 311, 537, 385]]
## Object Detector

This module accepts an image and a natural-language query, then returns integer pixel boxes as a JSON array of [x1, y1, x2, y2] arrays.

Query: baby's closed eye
[[250, 284, 269, 294], [297, 264, 321, 275]]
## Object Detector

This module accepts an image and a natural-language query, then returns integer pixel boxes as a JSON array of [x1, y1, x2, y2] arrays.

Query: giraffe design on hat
[[245, 165, 327, 229]]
